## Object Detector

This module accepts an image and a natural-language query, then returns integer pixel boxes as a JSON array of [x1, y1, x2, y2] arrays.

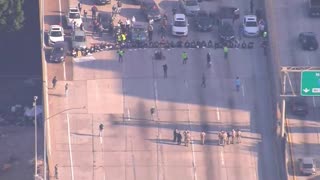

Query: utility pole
[[33, 96, 38, 179]]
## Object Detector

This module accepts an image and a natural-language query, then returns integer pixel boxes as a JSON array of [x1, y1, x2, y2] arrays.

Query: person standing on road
[[235, 76, 241, 92], [117, 49, 125, 63], [148, 23, 154, 41], [83, 10, 88, 22], [181, 51, 188, 64], [78, 2, 82, 13], [91, 5, 98, 20], [163, 64, 168, 78], [201, 74, 206, 88], [52, 76, 57, 89], [177, 132, 182, 145], [223, 46, 228, 59], [232, 8, 240, 23], [207, 52, 212, 68], [65, 83, 69, 97], [54, 164, 58, 179], [200, 131, 206, 145], [173, 128, 178, 142], [99, 123, 104, 137]]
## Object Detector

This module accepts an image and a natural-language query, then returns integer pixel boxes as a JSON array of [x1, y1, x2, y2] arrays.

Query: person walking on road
[[99, 123, 104, 137], [181, 51, 188, 64], [173, 129, 178, 142], [117, 49, 125, 63], [65, 83, 69, 97], [200, 131, 206, 145], [163, 64, 168, 78], [227, 131, 231, 145], [201, 74, 206, 88], [235, 76, 241, 92], [52, 76, 57, 89]]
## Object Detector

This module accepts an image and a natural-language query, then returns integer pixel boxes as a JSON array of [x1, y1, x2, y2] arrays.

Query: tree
[[0, 0, 25, 32]]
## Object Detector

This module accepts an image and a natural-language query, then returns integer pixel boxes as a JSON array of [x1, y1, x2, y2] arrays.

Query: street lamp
[[33, 96, 38, 179]]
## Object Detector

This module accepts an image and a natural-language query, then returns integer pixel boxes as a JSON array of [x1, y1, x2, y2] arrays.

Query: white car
[[243, 15, 259, 37], [66, 7, 82, 28], [172, 14, 189, 36], [48, 25, 64, 46]]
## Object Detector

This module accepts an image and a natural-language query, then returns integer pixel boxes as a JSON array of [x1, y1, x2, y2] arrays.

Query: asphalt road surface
[[43, 0, 283, 179]]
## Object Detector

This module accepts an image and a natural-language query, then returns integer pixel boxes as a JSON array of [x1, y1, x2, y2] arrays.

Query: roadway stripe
[[241, 83, 245, 97], [312, 97, 316, 108], [63, 62, 66, 81], [216, 107, 220, 121], [58, 0, 62, 25], [67, 113, 75, 180], [185, 80, 198, 180]]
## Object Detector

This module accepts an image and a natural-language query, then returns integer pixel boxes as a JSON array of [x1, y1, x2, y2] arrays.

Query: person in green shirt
[[223, 46, 228, 59], [117, 49, 125, 63], [182, 51, 188, 64]]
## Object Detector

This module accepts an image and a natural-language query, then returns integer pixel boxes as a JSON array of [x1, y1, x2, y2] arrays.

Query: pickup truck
[[309, 0, 320, 17]]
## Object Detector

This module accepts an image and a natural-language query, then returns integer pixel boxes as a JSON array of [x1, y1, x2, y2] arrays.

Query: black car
[[129, 22, 148, 42], [140, 1, 161, 21], [218, 20, 235, 42], [95, 0, 110, 5], [299, 32, 319, 50], [195, 11, 214, 32], [49, 42, 67, 63], [288, 97, 308, 117], [97, 12, 113, 33]]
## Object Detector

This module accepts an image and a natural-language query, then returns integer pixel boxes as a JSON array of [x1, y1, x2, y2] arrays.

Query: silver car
[[179, 0, 200, 16], [72, 29, 87, 49]]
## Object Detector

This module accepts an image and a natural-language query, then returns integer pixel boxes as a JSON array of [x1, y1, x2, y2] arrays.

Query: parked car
[[218, 20, 235, 42], [287, 97, 308, 117], [97, 12, 113, 33], [129, 22, 148, 42], [72, 29, 87, 49], [95, 0, 110, 5], [49, 42, 67, 63], [179, 0, 200, 16], [299, 32, 319, 50], [298, 157, 316, 175], [140, 1, 161, 21], [172, 13, 189, 36], [195, 11, 214, 32], [66, 7, 82, 28], [243, 15, 259, 37], [48, 25, 64, 46]]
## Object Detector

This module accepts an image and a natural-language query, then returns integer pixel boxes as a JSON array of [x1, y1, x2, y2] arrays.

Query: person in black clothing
[[163, 64, 168, 78], [52, 76, 57, 89], [173, 129, 178, 142], [177, 132, 182, 145]]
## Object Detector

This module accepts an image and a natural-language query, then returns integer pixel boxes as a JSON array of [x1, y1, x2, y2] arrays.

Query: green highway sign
[[301, 71, 320, 96]]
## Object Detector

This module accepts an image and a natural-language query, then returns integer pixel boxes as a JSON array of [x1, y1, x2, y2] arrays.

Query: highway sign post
[[301, 71, 320, 96]]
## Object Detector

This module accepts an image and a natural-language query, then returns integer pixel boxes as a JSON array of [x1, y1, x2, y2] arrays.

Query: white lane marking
[[185, 80, 198, 180], [313, 97, 316, 108], [67, 113, 75, 180], [127, 108, 131, 121], [216, 107, 220, 121], [306, 55, 311, 65], [241, 84, 245, 97], [104, 174, 106, 180], [220, 150, 225, 166], [58, 0, 62, 25], [63, 61, 66, 81], [100, 135, 103, 144]]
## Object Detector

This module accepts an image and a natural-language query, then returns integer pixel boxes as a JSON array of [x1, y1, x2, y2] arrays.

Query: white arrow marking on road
[[303, 88, 310, 93]]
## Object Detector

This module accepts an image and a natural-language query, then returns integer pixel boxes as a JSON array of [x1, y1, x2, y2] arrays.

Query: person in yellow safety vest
[[121, 33, 126, 42], [117, 34, 122, 43], [181, 51, 188, 64], [223, 46, 228, 59]]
